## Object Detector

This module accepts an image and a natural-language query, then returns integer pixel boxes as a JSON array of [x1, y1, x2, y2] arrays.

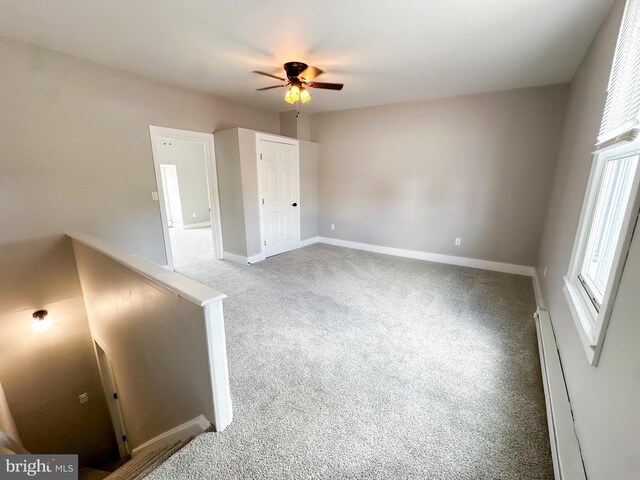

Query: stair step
[[105, 436, 195, 480], [78, 467, 111, 480]]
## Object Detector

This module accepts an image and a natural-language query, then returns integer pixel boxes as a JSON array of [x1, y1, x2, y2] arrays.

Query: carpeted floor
[[147, 234, 552, 479], [169, 227, 215, 271]]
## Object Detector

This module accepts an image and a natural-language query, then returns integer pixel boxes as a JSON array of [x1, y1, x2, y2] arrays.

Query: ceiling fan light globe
[[288, 84, 301, 101], [284, 90, 295, 104], [300, 88, 311, 103]]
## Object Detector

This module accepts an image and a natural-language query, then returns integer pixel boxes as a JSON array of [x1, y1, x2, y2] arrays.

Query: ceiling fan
[[254, 62, 343, 104]]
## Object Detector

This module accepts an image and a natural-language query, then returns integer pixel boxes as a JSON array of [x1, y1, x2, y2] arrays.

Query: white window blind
[[598, 0, 640, 145]]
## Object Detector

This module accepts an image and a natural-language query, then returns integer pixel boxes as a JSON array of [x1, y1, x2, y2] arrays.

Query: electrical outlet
[[79, 393, 89, 405], [331, 224, 335, 231], [543, 266, 548, 278], [151, 191, 159, 201], [192, 213, 197, 218], [455, 237, 462, 246]]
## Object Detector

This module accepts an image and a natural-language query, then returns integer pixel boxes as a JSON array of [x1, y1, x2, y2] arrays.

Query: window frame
[[564, 138, 640, 366]]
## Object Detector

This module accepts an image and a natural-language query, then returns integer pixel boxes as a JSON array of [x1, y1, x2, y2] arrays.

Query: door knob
[[292, 202, 298, 207]]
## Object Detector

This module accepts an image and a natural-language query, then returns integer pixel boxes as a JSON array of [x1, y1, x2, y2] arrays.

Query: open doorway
[[149, 126, 223, 271]]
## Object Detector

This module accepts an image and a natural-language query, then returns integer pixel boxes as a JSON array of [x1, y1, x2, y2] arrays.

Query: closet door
[[259, 139, 300, 257]]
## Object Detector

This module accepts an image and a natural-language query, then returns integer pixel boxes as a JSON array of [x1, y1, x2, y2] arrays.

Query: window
[[564, 0, 640, 366], [579, 153, 638, 307]]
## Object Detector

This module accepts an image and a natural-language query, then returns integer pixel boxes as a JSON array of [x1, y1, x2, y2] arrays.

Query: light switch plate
[[79, 393, 89, 404], [151, 191, 159, 201]]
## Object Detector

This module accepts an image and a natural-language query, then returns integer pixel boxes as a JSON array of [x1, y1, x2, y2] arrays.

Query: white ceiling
[[0, 0, 614, 113]]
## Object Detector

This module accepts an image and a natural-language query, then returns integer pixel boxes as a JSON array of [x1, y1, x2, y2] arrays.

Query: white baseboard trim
[[223, 252, 265, 265], [300, 237, 319, 247], [247, 253, 266, 264], [534, 309, 586, 480], [223, 252, 247, 264], [131, 414, 210, 457], [183, 221, 212, 230], [316, 237, 535, 276], [532, 271, 547, 309]]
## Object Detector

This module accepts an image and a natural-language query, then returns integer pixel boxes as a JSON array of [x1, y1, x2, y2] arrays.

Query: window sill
[[563, 277, 597, 365], [596, 123, 639, 150]]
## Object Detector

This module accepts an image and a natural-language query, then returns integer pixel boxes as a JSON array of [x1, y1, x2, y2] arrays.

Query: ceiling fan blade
[[253, 70, 286, 81], [308, 82, 344, 91], [299, 66, 324, 81], [256, 85, 286, 91]]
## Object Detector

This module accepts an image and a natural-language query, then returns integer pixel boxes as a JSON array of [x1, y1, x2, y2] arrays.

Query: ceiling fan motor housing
[[284, 62, 308, 80]]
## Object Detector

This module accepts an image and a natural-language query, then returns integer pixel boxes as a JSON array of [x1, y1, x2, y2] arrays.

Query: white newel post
[[203, 299, 233, 431]]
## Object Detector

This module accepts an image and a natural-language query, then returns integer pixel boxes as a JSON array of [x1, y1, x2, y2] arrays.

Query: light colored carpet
[[148, 242, 552, 479], [169, 227, 215, 272]]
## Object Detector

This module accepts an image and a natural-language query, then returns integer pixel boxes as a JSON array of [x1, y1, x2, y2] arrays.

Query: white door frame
[[255, 133, 301, 258], [149, 126, 224, 269], [93, 338, 129, 458]]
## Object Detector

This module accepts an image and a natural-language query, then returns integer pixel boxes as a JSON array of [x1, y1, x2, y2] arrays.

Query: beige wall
[[300, 140, 319, 240], [157, 139, 210, 228], [311, 84, 569, 266], [279, 111, 298, 139], [73, 242, 217, 448], [238, 128, 265, 258], [0, 294, 116, 465], [0, 36, 278, 464], [215, 128, 318, 257], [214, 129, 248, 257], [0, 233, 116, 465], [297, 114, 311, 142], [0, 35, 277, 267], [536, 2, 640, 479], [214, 127, 263, 258], [279, 111, 311, 141]]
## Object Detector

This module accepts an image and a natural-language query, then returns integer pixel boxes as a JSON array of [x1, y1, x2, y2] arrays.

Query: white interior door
[[259, 139, 300, 257], [95, 341, 129, 458]]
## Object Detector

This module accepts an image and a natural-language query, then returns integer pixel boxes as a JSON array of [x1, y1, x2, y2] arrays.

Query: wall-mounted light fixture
[[33, 310, 50, 332]]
